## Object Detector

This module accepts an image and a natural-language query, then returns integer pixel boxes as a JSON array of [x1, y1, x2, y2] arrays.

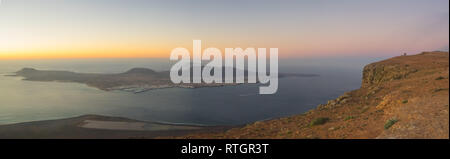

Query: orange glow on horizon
[[0, 48, 172, 60]]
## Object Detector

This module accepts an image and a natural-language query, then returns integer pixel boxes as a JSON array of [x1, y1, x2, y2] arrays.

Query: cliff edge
[[175, 51, 449, 139]]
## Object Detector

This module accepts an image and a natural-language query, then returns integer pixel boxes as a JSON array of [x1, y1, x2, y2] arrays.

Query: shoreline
[[0, 114, 237, 139]]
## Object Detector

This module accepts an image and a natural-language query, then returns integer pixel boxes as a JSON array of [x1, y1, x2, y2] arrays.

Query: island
[[8, 67, 319, 93]]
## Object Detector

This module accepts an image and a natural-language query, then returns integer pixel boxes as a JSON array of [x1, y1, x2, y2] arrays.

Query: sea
[[0, 57, 384, 125]]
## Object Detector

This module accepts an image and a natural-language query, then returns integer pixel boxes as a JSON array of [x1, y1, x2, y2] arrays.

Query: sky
[[0, 0, 448, 59]]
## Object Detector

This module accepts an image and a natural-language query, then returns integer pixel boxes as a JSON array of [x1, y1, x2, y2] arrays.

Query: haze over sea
[[0, 57, 384, 125]]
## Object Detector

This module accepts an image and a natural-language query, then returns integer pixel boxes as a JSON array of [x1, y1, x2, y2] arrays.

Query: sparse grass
[[402, 100, 408, 104], [384, 118, 399, 130], [310, 117, 329, 126], [401, 90, 412, 93], [344, 116, 354, 121], [435, 76, 445, 80]]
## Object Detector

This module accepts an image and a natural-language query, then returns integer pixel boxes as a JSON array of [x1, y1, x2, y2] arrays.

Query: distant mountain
[[122, 68, 158, 75]]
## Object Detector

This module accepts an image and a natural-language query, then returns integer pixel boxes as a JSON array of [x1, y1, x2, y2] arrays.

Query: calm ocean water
[[0, 57, 381, 125]]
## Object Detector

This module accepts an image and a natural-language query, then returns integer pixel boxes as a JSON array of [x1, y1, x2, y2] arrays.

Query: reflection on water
[[0, 58, 369, 125]]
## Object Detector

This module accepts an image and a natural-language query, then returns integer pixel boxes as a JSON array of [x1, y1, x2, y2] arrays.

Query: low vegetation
[[384, 118, 399, 130], [344, 116, 354, 121], [310, 117, 330, 126], [434, 88, 449, 93]]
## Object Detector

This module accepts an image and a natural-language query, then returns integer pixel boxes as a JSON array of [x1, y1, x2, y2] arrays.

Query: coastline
[[0, 114, 237, 139], [1, 51, 448, 139]]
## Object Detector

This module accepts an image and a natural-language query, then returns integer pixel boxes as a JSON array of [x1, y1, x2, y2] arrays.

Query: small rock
[[341, 94, 351, 99], [327, 100, 336, 105]]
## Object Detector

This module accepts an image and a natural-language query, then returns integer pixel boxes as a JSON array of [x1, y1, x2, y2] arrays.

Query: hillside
[[174, 51, 449, 139]]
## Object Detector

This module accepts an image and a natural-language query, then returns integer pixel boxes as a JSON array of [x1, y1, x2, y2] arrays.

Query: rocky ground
[[171, 51, 449, 139]]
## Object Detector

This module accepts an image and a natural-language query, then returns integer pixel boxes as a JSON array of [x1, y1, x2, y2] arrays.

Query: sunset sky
[[0, 0, 448, 59]]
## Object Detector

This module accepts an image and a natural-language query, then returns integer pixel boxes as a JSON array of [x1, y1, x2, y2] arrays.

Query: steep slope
[[175, 51, 449, 139]]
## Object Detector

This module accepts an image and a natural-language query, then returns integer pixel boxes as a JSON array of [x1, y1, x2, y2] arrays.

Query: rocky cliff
[[175, 51, 449, 139]]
